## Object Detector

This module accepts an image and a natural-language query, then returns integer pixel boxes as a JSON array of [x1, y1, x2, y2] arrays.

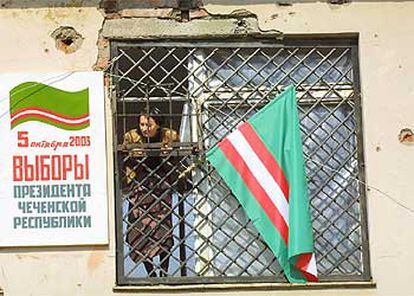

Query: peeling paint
[[102, 11, 282, 40], [44, 8, 73, 22]]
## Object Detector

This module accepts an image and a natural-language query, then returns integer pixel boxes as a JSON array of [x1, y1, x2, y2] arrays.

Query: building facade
[[0, 1, 413, 295]]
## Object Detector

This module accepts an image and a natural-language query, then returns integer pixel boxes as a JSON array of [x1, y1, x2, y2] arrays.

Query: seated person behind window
[[123, 109, 178, 277]]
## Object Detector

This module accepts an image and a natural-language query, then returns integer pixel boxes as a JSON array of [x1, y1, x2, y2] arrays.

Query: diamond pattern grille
[[111, 40, 369, 284]]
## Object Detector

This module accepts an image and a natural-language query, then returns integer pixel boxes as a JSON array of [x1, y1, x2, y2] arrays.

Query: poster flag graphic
[[206, 86, 318, 283], [10, 82, 90, 130], [0, 72, 108, 247]]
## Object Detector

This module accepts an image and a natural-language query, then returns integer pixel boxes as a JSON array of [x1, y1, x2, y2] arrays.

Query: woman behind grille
[[123, 109, 179, 277]]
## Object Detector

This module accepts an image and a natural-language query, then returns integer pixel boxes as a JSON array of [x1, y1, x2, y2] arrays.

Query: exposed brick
[[97, 38, 109, 48], [189, 8, 209, 20], [120, 8, 173, 18], [94, 57, 109, 71]]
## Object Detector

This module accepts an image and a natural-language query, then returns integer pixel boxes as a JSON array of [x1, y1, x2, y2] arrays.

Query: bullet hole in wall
[[398, 128, 414, 144], [51, 26, 83, 54]]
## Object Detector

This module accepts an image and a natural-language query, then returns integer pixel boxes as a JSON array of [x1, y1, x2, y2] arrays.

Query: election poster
[[0, 72, 108, 246]]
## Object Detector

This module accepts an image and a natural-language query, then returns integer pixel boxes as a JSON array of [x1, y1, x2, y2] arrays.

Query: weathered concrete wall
[[0, 8, 103, 71], [0, 2, 413, 296]]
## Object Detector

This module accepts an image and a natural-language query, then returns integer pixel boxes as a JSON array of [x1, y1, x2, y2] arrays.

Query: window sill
[[113, 281, 376, 293]]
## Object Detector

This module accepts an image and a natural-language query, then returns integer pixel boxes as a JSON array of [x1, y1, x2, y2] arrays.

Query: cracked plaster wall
[[0, 7, 103, 71], [0, 2, 414, 296]]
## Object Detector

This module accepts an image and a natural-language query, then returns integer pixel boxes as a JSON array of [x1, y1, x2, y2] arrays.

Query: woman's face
[[139, 115, 159, 138]]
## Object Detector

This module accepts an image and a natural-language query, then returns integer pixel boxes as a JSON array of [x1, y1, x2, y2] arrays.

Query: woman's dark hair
[[137, 106, 163, 142], [140, 106, 165, 127]]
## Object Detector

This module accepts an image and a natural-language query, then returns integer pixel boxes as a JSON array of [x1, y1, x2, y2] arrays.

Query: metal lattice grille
[[111, 39, 370, 285]]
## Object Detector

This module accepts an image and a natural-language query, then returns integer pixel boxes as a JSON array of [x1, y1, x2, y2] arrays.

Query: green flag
[[207, 85, 318, 283], [10, 82, 90, 130]]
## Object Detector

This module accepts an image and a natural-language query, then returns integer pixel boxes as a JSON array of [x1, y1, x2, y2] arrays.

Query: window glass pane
[[203, 48, 352, 91]]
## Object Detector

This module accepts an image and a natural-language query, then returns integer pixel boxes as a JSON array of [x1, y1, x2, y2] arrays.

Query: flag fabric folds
[[206, 85, 318, 283]]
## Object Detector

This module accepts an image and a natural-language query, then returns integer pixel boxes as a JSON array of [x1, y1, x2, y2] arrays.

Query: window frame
[[110, 37, 371, 286]]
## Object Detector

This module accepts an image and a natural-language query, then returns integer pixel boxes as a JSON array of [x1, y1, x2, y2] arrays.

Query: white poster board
[[0, 72, 108, 246]]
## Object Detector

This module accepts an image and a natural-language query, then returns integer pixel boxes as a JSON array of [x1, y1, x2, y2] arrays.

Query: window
[[111, 38, 370, 285]]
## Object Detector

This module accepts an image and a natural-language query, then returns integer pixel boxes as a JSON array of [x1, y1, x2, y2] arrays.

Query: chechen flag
[[206, 86, 318, 283]]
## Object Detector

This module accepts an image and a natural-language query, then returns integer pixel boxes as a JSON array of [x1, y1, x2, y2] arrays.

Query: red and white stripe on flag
[[219, 122, 290, 244], [218, 121, 318, 282], [207, 86, 318, 283]]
